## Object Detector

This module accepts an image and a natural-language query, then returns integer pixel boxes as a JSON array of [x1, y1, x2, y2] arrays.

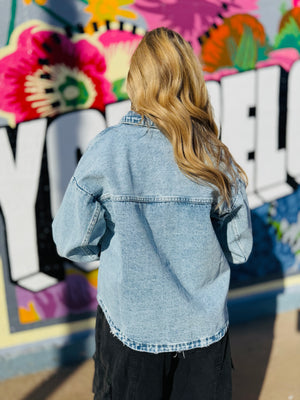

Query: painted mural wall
[[0, 0, 300, 353]]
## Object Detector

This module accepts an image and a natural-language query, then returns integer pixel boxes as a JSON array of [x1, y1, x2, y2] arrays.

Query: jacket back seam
[[99, 194, 213, 205]]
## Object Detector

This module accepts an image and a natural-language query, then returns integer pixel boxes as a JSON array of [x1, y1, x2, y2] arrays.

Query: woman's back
[[52, 27, 253, 399]]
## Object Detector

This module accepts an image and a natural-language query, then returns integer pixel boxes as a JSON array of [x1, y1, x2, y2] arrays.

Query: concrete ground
[[0, 309, 299, 400]]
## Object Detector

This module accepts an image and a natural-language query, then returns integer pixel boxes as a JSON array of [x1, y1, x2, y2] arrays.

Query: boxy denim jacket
[[52, 111, 253, 353]]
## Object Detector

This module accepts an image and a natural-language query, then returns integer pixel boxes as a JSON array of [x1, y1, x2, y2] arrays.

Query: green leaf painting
[[233, 25, 258, 71], [274, 16, 300, 53]]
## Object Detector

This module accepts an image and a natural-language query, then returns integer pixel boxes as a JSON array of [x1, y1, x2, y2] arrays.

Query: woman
[[52, 27, 252, 400]]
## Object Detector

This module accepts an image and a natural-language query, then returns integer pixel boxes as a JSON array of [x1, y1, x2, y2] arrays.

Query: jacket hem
[[97, 296, 229, 354]]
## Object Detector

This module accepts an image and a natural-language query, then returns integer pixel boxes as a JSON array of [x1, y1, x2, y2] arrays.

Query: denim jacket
[[52, 111, 253, 353]]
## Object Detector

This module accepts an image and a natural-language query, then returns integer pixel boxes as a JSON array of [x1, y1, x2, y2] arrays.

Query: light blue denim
[[52, 111, 253, 353]]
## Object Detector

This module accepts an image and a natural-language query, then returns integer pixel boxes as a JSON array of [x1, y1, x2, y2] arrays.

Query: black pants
[[93, 306, 232, 400]]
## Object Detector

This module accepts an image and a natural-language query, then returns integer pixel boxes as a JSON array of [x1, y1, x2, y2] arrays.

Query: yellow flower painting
[[23, 0, 48, 5], [85, 0, 137, 34]]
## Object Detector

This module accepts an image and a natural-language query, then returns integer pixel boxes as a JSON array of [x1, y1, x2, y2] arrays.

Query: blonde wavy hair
[[126, 27, 247, 207]]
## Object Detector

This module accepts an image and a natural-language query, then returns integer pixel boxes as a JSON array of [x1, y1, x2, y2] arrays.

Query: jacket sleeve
[[52, 176, 106, 263], [211, 179, 253, 264]]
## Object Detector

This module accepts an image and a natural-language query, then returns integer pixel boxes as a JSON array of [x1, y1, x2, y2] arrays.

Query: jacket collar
[[121, 111, 159, 129]]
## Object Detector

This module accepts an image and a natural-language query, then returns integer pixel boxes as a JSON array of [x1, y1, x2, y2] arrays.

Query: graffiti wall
[[0, 0, 300, 355]]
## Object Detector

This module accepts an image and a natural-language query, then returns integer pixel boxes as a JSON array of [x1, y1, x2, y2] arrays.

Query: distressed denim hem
[[97, 296, 229, 354]]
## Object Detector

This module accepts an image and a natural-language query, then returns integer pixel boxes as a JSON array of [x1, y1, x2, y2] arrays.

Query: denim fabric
[[52, 111, 253, 353]]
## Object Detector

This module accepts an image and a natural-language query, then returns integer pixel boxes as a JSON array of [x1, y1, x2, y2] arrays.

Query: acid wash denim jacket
[[52, 111, 253, 354]]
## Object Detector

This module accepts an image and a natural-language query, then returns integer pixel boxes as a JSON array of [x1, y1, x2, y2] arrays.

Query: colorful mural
[[0, 0, 300, 354]]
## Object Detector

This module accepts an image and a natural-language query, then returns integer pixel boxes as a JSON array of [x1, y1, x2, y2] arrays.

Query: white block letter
[[0, 119, 46, 282], [206, 81, 221, 132], [105, 100, 131, 127], [47, 109, 106, 218], [255, 66, 291, 202], [286, 60, 300, 182], [221, 71, 261, 208]]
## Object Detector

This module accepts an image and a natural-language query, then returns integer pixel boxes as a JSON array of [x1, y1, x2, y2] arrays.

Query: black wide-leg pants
[[93, 306, 232, 400]]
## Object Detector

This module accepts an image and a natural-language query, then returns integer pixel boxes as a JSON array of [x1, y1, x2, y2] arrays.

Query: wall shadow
[[229, 210, 284, 400], [21, 367, 77, 400]]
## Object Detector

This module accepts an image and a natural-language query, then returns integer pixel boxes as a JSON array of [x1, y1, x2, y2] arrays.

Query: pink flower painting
[[131, 0, 258, 52], [256, 48, 300, 71], [16, 269, 98, 322], [97, 27, 144, 100], [0, 22, 116, 127]]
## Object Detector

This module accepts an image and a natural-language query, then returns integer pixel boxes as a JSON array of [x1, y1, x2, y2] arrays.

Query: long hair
[[126, 27, 247, 207]]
